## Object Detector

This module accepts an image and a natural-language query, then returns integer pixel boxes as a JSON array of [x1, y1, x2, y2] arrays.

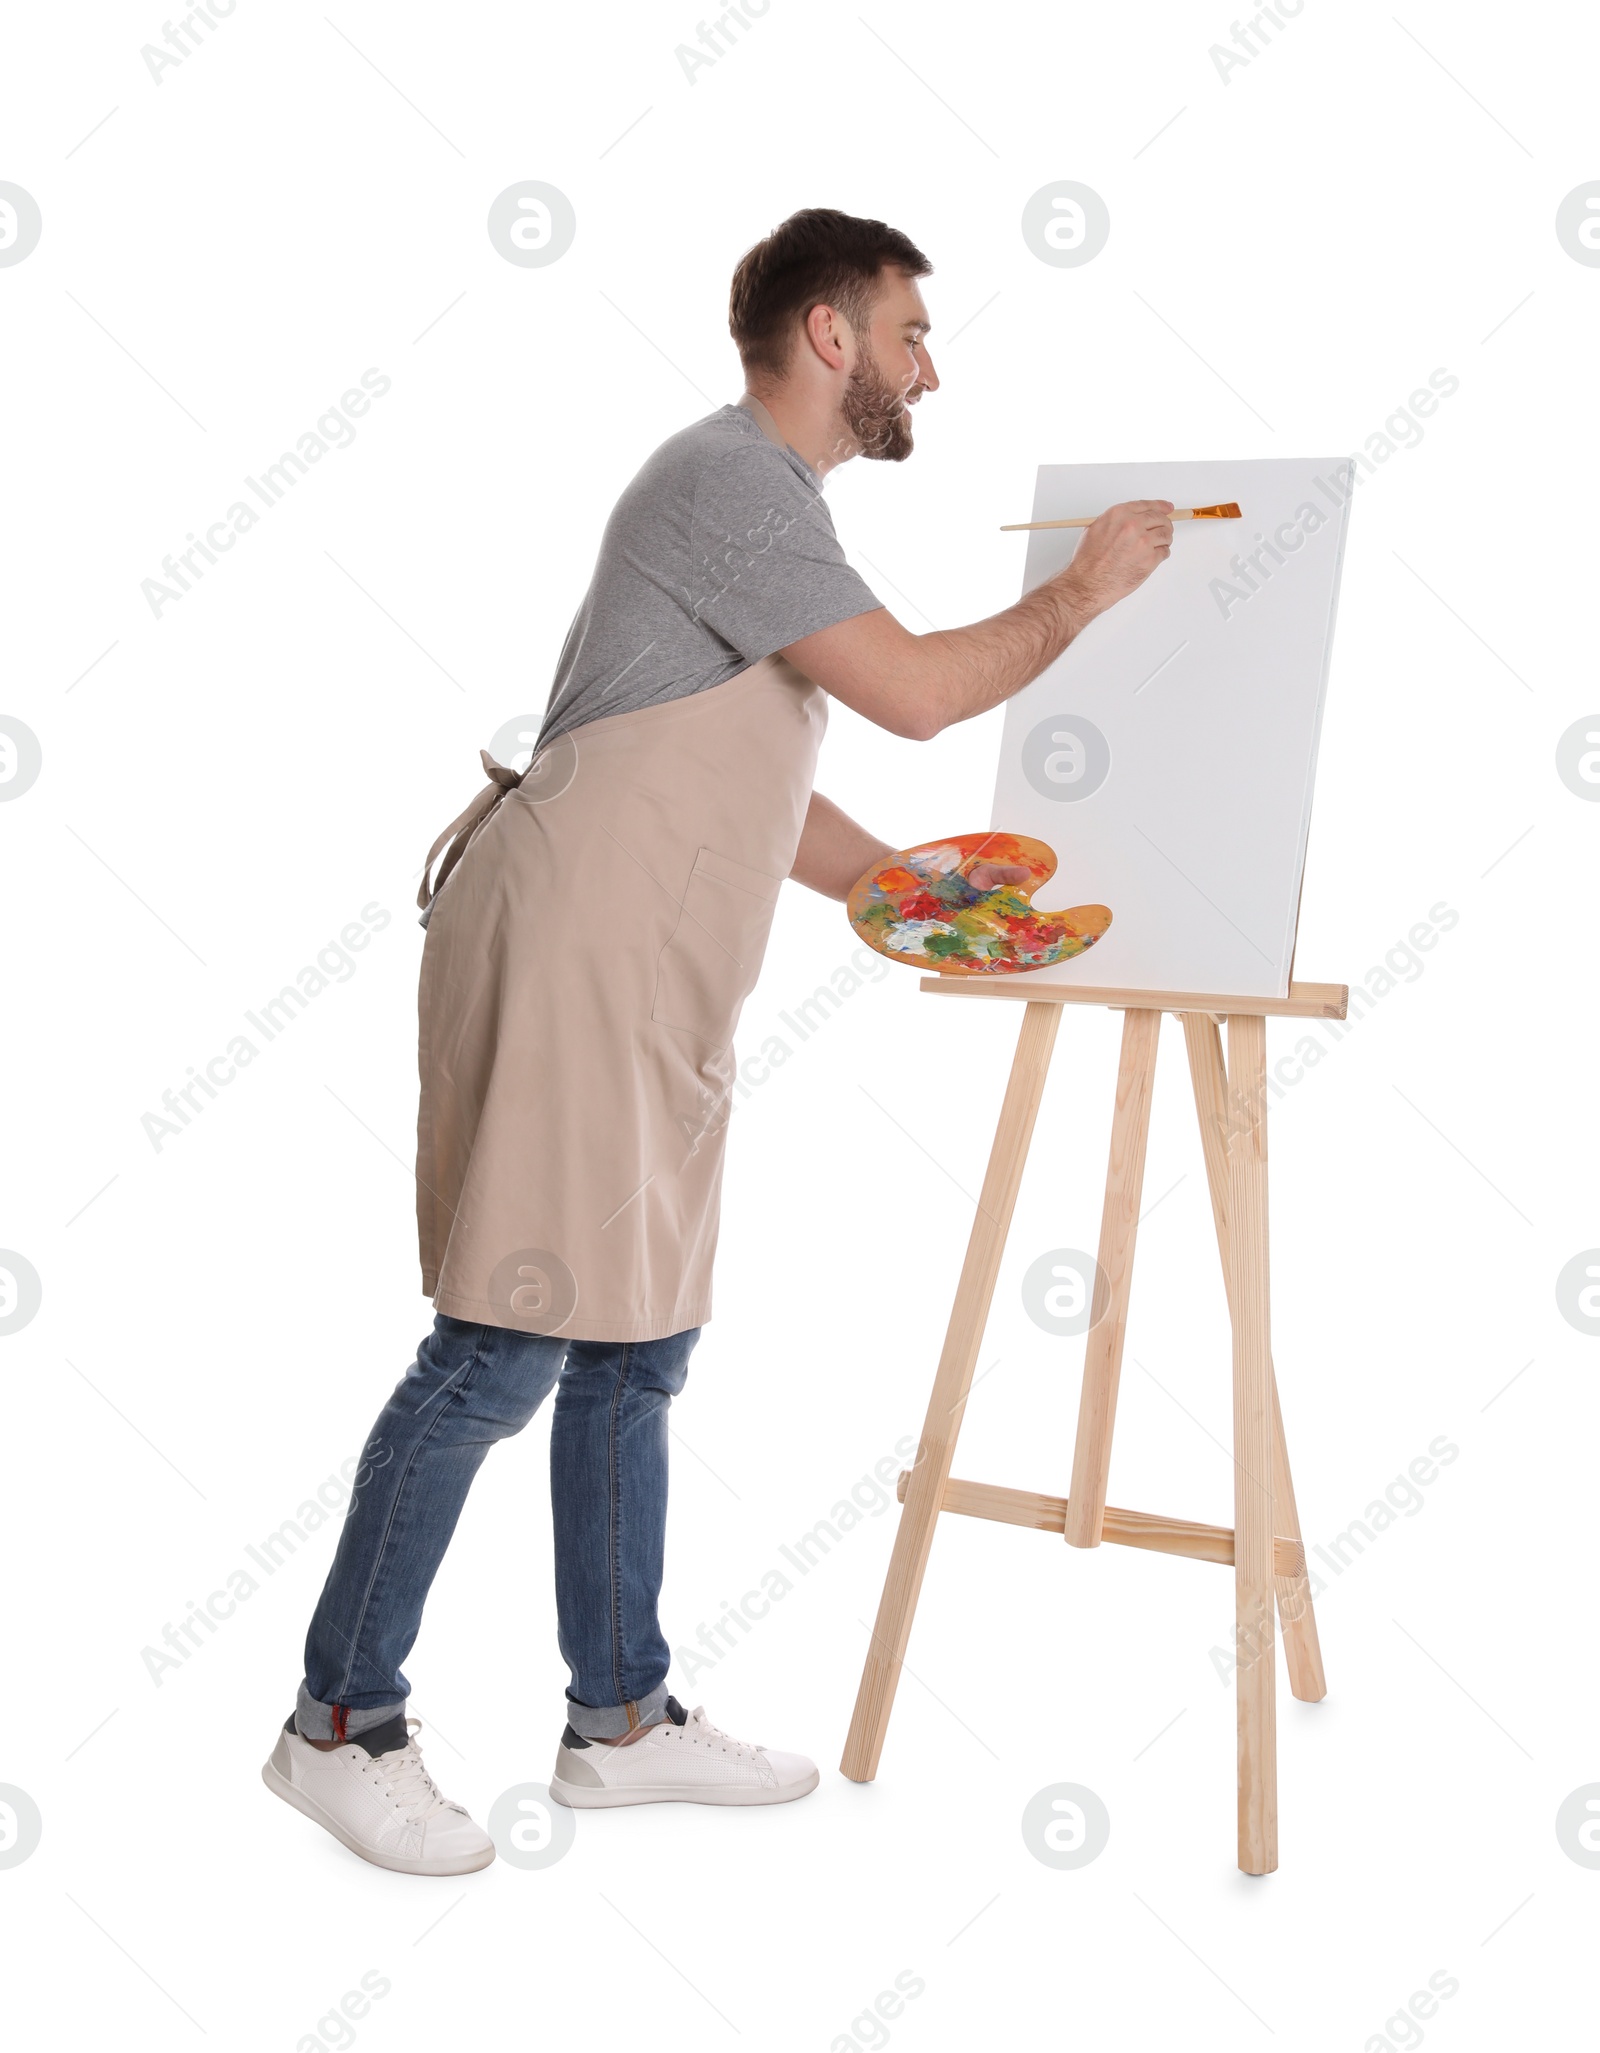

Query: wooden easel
[[840, 974, 1347, 1875]]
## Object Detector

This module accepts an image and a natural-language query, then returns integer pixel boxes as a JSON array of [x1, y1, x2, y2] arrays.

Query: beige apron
[[414, 655, 827, 1343]]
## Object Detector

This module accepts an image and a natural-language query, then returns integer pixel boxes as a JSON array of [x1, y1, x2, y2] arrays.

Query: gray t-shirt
[[535, 399, 881, 745]]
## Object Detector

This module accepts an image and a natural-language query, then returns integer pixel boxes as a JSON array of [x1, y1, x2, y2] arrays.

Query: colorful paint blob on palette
[[846, 832, 1112, 977]]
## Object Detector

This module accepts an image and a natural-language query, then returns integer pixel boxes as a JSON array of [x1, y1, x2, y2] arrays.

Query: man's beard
[[841, 353, 921, 463]]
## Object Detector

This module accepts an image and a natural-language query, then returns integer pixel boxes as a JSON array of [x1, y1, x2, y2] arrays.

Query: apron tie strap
[[417, 751, 526, 921]]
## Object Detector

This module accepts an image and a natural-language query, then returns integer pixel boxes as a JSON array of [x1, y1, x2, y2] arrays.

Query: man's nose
[[917, 347, 940, 394]]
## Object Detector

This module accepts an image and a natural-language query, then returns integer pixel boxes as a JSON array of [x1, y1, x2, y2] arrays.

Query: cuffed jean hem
[[565, 1680, 670, 1740], [295, 1680, 407, 1743]]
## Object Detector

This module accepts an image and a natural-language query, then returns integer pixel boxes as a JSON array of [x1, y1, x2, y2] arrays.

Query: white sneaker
[[549, 1697, 819, 1809], [262, 1713, 495, 1875]]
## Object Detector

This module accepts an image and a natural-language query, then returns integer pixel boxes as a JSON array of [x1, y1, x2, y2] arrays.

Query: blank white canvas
[[989, 458, 1352, 998]]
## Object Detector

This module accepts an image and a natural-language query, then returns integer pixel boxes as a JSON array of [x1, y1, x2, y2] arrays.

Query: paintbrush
[[1000, 501, 1241, 532]]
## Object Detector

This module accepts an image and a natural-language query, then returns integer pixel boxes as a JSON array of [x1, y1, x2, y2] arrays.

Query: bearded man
[[262, 207, 1171, 1872]]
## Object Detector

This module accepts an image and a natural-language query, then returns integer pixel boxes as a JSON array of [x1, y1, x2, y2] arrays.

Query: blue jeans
[[297, 1313, 698, 1742]]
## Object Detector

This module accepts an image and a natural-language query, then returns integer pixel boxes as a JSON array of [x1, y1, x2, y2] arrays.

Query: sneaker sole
[[548, 1765, 820, 1810], [261, 1756, 496, 1875]]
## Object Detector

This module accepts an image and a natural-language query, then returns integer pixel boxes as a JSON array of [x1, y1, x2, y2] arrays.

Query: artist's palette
[[847, 832, 1111, 977]]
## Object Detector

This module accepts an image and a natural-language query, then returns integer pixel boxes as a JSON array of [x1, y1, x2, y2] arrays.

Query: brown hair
[[728, 208, 931, 380]]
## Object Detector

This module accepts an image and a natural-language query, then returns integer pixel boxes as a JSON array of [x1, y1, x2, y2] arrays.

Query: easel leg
[[1225, 1014, 1277, 1875], [840, 1000, 1062, 1783], [1268, 1383, 1326, 1699], [1180, 1014, 1326, 1701], [1064, 1008, 1161, 1546]]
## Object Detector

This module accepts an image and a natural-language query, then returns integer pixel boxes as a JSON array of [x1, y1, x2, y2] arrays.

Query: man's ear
[[801, 300, 850, 373]]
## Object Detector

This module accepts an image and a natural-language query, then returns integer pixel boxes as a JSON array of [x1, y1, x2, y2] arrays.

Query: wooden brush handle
[[1001, 504, 1239, 533]]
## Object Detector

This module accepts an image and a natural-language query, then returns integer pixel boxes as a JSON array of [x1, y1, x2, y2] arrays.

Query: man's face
[[840, 267, 939, 463]]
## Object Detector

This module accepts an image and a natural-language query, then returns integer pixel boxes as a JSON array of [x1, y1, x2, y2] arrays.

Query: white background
[[4, 1, 1598, 2047]]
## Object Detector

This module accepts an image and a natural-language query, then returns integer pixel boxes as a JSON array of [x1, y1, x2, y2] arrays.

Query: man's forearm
[[789, 791, 893, 901], [912, 500, 1174, 731], [783, 580, 1091, 744], [782, 500, 1173, 742], [912, 569, 1093, 734]]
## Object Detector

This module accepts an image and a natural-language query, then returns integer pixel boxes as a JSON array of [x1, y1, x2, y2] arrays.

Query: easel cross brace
[[840, 979, 1344, 1876]]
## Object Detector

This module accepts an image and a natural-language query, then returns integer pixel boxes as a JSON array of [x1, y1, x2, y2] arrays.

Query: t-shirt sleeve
[[686, 445, 882, 662]]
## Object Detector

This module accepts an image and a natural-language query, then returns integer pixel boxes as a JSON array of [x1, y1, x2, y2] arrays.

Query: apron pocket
[[651, 845, 784, 1050]]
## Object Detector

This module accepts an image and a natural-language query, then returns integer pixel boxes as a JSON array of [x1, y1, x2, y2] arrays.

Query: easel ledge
[[918, 975, 1348, 1020]]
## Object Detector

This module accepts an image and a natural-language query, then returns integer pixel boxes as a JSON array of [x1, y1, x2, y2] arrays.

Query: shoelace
[[682, 1707, 758, 1758], [363, 1718, 457, 1819]]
